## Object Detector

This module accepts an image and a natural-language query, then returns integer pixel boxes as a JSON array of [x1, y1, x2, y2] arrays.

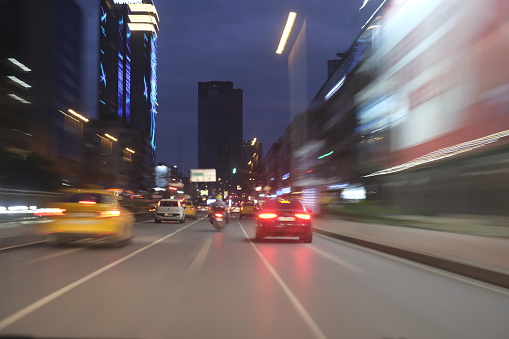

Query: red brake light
[[214, 213, 223, 217], [259, 213, 277, 219], [295, 213, 311, 220], [99, 210, 121, 217]]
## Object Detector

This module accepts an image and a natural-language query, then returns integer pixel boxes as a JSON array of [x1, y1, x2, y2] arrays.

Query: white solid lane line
[[315, 233, 509, 297], [0, 220, 200, 331], [186, 236, 213, 274], [306, 244, 370, 276], [13, 248, 83, 267], [237, 221, 327, 339], [0, 241, 45, 251]]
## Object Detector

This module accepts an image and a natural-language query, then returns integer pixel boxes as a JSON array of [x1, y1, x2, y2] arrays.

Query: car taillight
[[259, 213, 277, 219], [99, 210, 121, 217], [214, 213, 223, 217], [79, 201, 96, 205], [295, 213, 311, 220]]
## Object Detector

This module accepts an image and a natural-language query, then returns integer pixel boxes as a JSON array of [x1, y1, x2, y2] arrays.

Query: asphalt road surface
[[1, 214, 508, 339]]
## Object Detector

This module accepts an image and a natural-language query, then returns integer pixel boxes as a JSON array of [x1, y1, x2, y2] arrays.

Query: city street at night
[[1, 215, 508, 339]]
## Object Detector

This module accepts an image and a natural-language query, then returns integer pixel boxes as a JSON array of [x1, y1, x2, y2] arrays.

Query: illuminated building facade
[[98, 0, 159, 190]]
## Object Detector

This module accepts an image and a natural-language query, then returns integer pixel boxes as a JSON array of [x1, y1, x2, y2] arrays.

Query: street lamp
[[276, 12, 297, 54]]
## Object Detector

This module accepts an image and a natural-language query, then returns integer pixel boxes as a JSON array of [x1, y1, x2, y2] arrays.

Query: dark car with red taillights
[[255, 198, 312, 243]]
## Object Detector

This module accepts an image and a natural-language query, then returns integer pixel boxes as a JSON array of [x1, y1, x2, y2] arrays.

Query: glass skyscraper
[[98, 0, 159, 190]]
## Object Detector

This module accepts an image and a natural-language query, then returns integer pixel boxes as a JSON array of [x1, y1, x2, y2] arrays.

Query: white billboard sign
[[190, 169, 216, 182], [155, 165, 168, 188]]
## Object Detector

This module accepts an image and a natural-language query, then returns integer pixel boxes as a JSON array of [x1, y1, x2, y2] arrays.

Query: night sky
[[76, 0, 384, 174]]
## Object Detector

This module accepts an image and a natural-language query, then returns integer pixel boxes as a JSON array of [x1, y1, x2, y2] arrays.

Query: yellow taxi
[[38, 189, 135, 247], [181, 200, 198, 219], [239, 200, 258, 218]]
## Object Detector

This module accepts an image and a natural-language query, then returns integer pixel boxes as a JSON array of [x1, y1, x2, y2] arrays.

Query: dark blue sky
[[76, 0, 384, 174]]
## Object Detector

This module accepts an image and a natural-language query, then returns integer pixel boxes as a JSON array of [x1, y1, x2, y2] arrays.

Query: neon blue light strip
[[118, 51, 123, 118], [150, 35, 158, 151], [125, 29, 131, 124], [117, 16, 124, 119], [101, 7, 106, 22], [100, 61, 106, 87]]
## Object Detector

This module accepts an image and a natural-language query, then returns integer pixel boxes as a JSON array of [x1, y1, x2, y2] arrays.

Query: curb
[[314, 228, 509, 289]]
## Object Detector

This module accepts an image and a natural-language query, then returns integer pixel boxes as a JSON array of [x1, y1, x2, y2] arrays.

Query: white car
[[154, 199, 185, 223]]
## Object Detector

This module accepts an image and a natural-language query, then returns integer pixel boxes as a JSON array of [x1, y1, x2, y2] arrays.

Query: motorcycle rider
[[210, 194, 229, 224]]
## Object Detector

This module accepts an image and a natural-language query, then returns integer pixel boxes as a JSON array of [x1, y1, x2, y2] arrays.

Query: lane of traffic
[[0, 219, 199, 321], [237, 218, 509, 339], [2, 214, 508, 338], [0, 217, 319, 339]]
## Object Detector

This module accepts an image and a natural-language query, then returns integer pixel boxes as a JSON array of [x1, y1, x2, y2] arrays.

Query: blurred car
[[39, 189, 135, 246], [239, 200, 258, 218], [197, 203, 209, 213], [155, 199, 185, 223], [181, 200, 198, 219], [231, 205, 241, 213], [255, 198, 312, 243]]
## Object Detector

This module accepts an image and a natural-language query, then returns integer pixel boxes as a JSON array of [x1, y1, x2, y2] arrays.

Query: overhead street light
[[276, 12, 297, 54]]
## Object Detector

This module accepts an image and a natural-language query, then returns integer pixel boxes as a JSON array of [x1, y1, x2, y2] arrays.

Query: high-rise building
[[97, 0, 159, 190], [198, 81, 243, 195], [238, 138, 263, 197], [0, 0, 85, 190]]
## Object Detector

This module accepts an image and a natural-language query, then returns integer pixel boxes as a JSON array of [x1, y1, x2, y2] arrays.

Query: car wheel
[[47, 233, 62, 246], [110, 235, 125, 248], [301, 233, 312, 243], [155, 219, 161, 223], [180, 216, 185, 224], [239, 214, 243, 219], [125, 225, 134, 244]]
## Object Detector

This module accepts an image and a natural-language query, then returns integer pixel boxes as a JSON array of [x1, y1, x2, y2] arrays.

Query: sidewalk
[[314, 214, 509, 289]]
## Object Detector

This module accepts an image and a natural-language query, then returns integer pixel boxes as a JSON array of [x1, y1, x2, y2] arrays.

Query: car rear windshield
[[68, 193, 113, 204], [262, 199, 305, 210], [159, 200, 179, 207]]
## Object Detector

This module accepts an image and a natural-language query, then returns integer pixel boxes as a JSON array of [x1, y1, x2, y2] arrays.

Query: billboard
[[154, 165, 168, 188], [190, 169, 216, 182]]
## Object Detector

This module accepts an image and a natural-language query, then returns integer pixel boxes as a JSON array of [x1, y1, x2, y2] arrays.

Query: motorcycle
[[210, 206, 228, 231]]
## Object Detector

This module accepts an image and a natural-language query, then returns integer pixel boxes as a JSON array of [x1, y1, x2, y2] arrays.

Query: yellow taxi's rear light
[[99, 210, 121, 217], [79, 201, 96, 205], [259, 213, 277, 219], [295, 213, 311, 220]]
